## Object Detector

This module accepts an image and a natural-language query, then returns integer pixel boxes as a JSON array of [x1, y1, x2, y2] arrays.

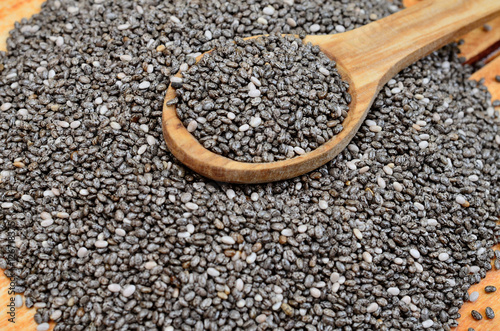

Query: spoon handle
[[322, 0, 500, 87]]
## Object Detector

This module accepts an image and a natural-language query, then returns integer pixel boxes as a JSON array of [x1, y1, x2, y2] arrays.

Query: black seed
[[485, 307, 495, 319], [485, 286, 496, 293], [471, 310, 483, 320]]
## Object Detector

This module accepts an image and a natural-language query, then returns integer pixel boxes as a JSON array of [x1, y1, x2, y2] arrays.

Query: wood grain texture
[[162, 0, 500, 184], [471, 55, 500, 102], [0, 0, 45, 51], [404, 0, 500, 64], [0, 0, 499, 330]]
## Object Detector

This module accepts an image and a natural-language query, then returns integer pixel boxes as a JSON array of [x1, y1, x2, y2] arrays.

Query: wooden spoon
[[163, 0, 500, 184]]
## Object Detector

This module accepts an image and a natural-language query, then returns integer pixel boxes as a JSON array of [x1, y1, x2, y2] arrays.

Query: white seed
[[365, 120, 377, 127], [393, 182, 403, 192], [204, 30, 212, 40], [362, 251, 373, 263], [1, 103, 12, 111], [419, 133, 430, 140], [387, 287, 400, 296], [110, 122, 121, 130], [41, 219, 54, 227], [67, 6, 79, 14], [251, 76, 262, 87], [227, 112, 236, 120], [37, 323, 50, 331], [186, 120, 198, 133], [144, 261, 157, 269], [377, 177, 386, 189], [225, 189, 236, 199], [120, 54, 132, 62], [330, 272, 340, 283], [250, 117, 262, 127], [281, 229, 293, 236], [427, 219, 438, 226], [416, 120, 427, 126], [185, 202, 198, 210], [95, 240, 108, 248], [331, 282, 340, 293], [410, 248, 421, 259], [250, 192, 259, 201], [394, 257, 403, 265], [139, 81, 151, 89], [346, 162, 357, 170], [369, 125, 382, 132], [438, 252, 449, 261], [115, 229, 126, 236], [383, 165, 393, 175], [122, 285, 136, 297], [359, 166, 370, 174], [2, 202, 13, 208], [422, 320, 434, 328], [77, 247, 88, 258], [170, 16, 181, 23], [221, 236, 235, 245], [238, 124, 250, 132], [108, 284, 121, 292], [469, 291, 479, 302], [235, 279, 244, 291], [298, 225, 308, 233], [310, 24, 321, 32], [137, 145, 147, 155], [179, 63, 188, 72], [246, 252, 257, 264], [353, 228, 363, 240], [468, 174, 479, 182], [147, 135, 156, 146], [419, 141, 429, 149], [256, 314, 267, 323], [257, 17, 268, 25], [117, 23, 130, 30], [263, 6, 275, 15], [14, 295, 23, 308], [335, 25, 346, 32], [310, 287, 321, 298], [318, 200, 328, 210], [366, 302, 379, 313], [455, 195, 466, 204], [248, 89, 261, 98]]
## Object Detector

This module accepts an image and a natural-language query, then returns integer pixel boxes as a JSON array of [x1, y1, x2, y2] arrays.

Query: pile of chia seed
[[172, 34, 350, 162], [0, 0, 499, 331]]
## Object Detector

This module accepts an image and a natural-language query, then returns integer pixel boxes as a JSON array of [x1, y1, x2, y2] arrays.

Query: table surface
[[0, 0, 499, 330]]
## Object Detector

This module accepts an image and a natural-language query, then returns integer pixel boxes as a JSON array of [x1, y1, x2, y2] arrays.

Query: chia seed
[[0, 1, 498, 331], [471, 310, 483, 321]]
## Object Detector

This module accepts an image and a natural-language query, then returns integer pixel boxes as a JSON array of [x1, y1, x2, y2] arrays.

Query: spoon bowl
[[163, 0, 500, 184]]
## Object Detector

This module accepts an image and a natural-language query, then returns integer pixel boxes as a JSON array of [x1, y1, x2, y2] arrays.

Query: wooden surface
[[1, 0, 500, 330], [162, 0, 500, 184]]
